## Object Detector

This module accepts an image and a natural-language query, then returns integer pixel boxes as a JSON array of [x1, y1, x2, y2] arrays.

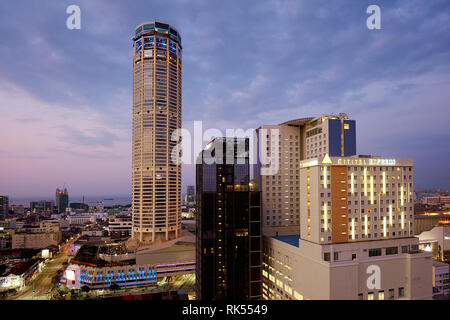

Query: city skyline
[[1, 1, 449, 305], [1, 0, 450, 198]]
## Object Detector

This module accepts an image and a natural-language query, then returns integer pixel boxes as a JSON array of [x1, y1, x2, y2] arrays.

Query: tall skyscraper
[[255, 113, 356, 234], [0, 196, 9, 219], [196, 137, 262, 300], [186, 185, 195, 207], [56, 188, 69, 213], [131, 21, 182, 243]]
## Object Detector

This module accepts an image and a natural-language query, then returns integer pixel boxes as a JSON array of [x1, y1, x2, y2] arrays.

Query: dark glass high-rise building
[[196, 137, 262, 300], [186, 185, 195, 207], [0, 196, 9, 219], [56, 188, 69, 213]]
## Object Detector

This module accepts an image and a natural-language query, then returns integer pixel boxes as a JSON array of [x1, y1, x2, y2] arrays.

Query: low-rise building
[[67, 235, 109, 261], [0, 259, 44, 292], [68, 214, 96, 226], [414, 212, 450, 235], [418, 225, 450, 262], [12, 232, 61, 250], [108, 215, 132, 238], [67, 212, 108, 226], [10, 205, 25, 216], [432, 261, 450, 299], [263, 235, 432, 300], [11, 220, 62, 249], [423, 196, 450, 205], [82, 226, 107, 237], [30, 201, 54, 214], [0, 231, 11, 250]]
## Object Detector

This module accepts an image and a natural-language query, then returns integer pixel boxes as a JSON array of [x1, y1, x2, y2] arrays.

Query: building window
[[323, 252, 330, 261], [378, 291, 384, 300], [401, 246, 408, 253], [368, 292, 374, 300], [388, 288, 394, 300], [385, 247, 398, 255], [358, 293, 363, 300], [334, 252, 339, 261], [399, 287, 404, 297], [368, 248, 382, 257]]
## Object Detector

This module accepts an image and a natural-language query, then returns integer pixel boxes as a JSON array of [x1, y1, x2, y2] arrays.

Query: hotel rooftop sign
[[336, 158, 396, 166], [300, 155, 413, 168]]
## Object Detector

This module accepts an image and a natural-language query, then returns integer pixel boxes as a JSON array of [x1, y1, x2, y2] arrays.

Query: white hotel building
[[255, 114, 356, 236], [262, 155, 433, 300]]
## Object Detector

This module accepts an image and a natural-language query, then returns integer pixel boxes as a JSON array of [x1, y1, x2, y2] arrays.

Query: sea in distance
[[9, 195, 132, 208]]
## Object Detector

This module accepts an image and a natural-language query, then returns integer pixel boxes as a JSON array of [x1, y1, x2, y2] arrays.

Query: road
[[12, 250, 68, 300], [164, 273, 195, 293]]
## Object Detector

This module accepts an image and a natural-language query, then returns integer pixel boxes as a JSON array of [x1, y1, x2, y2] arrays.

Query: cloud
[[0, 0, 450, 195], [60, 126, 122, 148]]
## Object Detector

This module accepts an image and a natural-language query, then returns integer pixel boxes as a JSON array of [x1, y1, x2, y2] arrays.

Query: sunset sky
[[0, 0, 449, 199]]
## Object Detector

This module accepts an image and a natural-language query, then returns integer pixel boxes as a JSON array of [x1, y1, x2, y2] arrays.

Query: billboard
[[65, 269, 76, 281], [41, 249, 50, 259]]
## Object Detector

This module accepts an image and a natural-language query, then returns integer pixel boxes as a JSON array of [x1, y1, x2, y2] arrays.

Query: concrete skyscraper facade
[[131, 21, 182, 243]]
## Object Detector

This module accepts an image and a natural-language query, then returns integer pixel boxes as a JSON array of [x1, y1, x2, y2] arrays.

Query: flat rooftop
[[272, 235, 300, 248], [432, 260, 450, 268], [415, 213, 450, 219]]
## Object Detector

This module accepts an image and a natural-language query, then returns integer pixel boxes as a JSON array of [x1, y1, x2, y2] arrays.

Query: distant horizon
[[9, 194, 132, 199], [7, 194, 132, 206], [5, 186, 450, 201]]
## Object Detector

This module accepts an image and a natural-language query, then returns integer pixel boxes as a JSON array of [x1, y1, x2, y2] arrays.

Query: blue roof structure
[[272, 235, 300, 247]]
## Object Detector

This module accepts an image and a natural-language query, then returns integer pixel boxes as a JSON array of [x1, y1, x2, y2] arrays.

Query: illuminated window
[[294, 291, 303, 300]]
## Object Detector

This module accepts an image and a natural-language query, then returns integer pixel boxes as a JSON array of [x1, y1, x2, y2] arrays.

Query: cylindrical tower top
[[133, 20, 182, 47]]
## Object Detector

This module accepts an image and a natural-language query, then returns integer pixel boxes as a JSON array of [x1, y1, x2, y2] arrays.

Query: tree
[[81, 285, 90, 293], [8, 288, 17, 295]]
